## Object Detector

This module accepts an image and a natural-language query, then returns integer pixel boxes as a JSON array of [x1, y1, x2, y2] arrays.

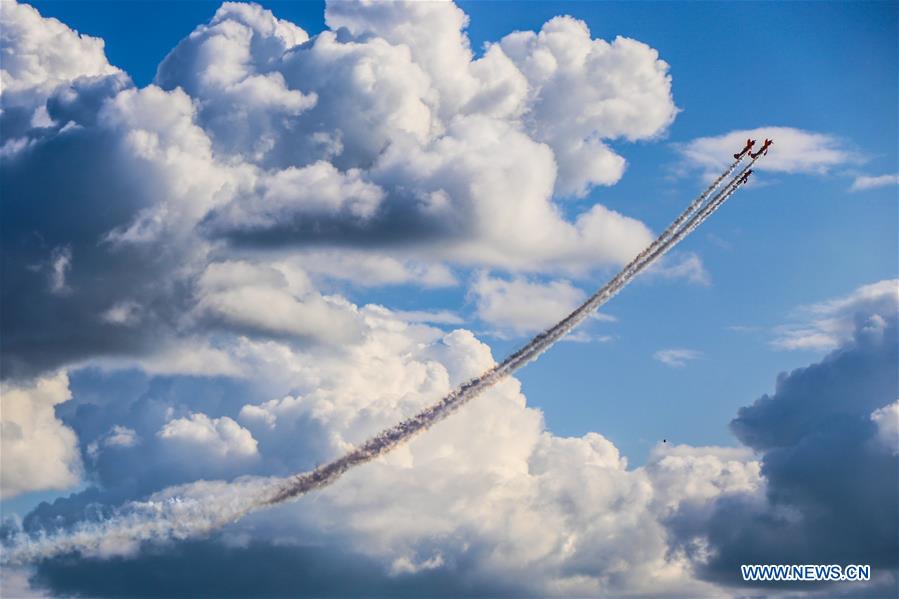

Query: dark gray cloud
[[666, 311, 898, 595], [0, 118, 182, 379], [28, 538, 523, 599]]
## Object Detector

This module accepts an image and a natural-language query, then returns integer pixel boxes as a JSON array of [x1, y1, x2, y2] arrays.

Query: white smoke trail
[[1, 155, 759, 565], [263, 158, 757, 507], [3, 478, 280, 564]]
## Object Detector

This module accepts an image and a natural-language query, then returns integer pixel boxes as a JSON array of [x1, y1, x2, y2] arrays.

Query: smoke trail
[[635, 154, 747, 265], [264, 158, 757, 506], [1, 156, 759, 565], [3, 478, 280, 564]]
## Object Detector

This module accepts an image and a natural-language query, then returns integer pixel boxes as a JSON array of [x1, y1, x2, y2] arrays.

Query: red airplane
[[737, 169, 753, 185], [733, 138, 756, 159], [750, 139, 773, 159]]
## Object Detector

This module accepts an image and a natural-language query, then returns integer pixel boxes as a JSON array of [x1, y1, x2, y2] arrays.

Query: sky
[[0, 1, 897, 597]]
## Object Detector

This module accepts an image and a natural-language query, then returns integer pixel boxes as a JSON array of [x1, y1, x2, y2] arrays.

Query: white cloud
[[199, 285, 358, 341], [48, 245, 72, 294], [87, 425, 140, 460], [646, 251, 710, 286], [771, 279, 898, 351], [0, 371, 81, 499], [119, 319, 756, 596], [361, 116, 657, 271], [470, 272, 586, 337], [0, 0, 128, 158], [871, 400, 898, 455], [679, 126, 857, 177], [154, 1, 313, 162], [124, 340, 245, 378], [850, 173, 899, 192], [154, 0, 669, 274], [209, 161, 386, 230], [2, 292, 765, 597], [158, 413, 259, 460], [653, 348, 702, 368], [645, 444, 761, 513], [563, 331, 615, 344], [286, 251, 458, 289], [15, 279, 894, 597], [194, 260, 364, 344], [0, 0, 695, 382], [2, 302, 759, 596], [103, 425, 139, 449], [101, 301, 142, 326], [0, 0, 119, 100], [387, 309, 465, 325], [498, 17, 677, 196], [325, 0, 480, 120]]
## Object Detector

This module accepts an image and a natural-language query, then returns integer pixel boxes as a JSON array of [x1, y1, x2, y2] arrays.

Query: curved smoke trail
[[266, 157, 756, 506], [1, 155, 759, 564]]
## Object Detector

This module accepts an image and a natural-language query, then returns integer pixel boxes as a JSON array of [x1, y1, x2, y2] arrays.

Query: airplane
[[750, 138, 773, 159], [737, 169, 753, 185], [733, 138, 756, 159]]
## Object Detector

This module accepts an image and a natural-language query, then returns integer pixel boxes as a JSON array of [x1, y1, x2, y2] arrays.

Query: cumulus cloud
[[850, 173, 899, 192], [1, 77, 234, 378], [679, 126, 858, 178], [871, 401, 899, 455], [13, 316, 761, 596], [0, 372, 81, 499], [158, 413, 259, 461], [0, 0, 121, 155], [771, 279, 898, 351], [324, 0, 483, 121], [157, 0, 671, 269], [155, 2, 313, 163], [497, 17, 677, 196], [470, 272, 587, 337], [1, 299, 761, 597], [666, 284, 898, 593], [87, 425, 140, 461], [1, 0, 689, 379], [193, 260, 364, 343], [208, 162, 386, 232], [292, 251, 458, 288], [653, 348, 702, 368], [0, 1, 118, 95]]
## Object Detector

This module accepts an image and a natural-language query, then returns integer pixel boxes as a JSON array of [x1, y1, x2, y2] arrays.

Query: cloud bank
[[1, 0, 682, 380]]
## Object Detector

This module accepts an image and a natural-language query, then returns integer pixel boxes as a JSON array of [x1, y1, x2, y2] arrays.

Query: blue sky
[[1, 1, 897, 597]]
